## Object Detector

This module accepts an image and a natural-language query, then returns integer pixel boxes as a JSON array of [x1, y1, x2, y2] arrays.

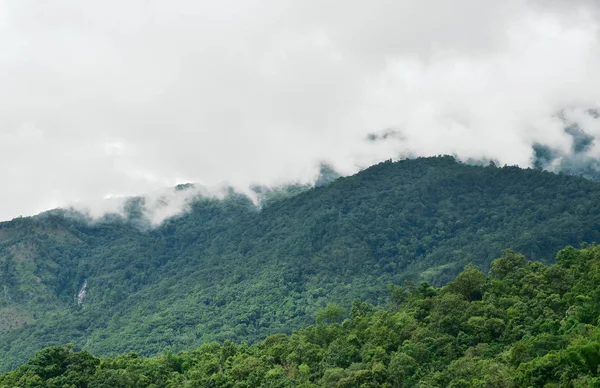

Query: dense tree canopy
[[1, 156, 600, 371], [4, 246, 600, 386]]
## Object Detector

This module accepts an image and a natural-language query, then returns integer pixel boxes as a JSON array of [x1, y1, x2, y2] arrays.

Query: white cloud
[[0, 0, 599, 221]]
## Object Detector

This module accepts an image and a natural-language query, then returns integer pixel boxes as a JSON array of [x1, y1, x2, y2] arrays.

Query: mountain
[[3, 245, 600, 386], [2, 156, 600, 371]]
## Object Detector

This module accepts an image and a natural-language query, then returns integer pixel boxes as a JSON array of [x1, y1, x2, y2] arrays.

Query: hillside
[[2, 156, 600, 371], [3, 245, 600, 386]]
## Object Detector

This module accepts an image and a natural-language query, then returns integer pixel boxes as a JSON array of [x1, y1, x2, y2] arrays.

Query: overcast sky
[[1, 0, 600, 221]]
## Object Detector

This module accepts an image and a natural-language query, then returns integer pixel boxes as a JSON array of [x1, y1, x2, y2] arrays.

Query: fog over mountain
[[1, 0, 599, 221]]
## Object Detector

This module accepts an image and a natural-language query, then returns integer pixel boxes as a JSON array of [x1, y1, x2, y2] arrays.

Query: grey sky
[[0, 0, 599, 221]]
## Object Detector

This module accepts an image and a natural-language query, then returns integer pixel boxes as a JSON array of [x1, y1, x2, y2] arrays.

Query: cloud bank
[[1, 0, 599, 221]]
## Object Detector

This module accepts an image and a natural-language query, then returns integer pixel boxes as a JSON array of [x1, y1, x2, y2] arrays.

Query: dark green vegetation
[[2, 156, 600, 372], [4, 246, 600, 386]]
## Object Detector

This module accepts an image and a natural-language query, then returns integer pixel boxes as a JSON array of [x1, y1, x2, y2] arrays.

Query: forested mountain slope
[[2, 156, 600, 371], [3, 245, 600, 386]]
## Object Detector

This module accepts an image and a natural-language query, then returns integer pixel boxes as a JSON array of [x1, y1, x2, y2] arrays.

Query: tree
[[316, 303, 346, 324], [445, 264, 486, 301]]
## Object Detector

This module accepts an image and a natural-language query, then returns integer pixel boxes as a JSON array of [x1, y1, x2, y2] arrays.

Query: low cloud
[[1, 0, 599, 221], [67, 183, 234, 226]]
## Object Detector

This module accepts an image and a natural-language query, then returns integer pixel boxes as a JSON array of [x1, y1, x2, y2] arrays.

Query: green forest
[[3, 245, 600, 387], [2, 156, 600, 377]]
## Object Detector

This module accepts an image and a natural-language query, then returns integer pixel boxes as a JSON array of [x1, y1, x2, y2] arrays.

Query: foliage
[[1, 156, 600, 371], [4, 246, 600, 386]]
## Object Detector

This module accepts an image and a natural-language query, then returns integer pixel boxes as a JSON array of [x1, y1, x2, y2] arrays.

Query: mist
[[1, 0, 599, 221]]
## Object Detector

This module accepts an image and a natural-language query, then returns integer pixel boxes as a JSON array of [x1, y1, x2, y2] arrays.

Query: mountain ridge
[[1, 156, 600, 371]]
